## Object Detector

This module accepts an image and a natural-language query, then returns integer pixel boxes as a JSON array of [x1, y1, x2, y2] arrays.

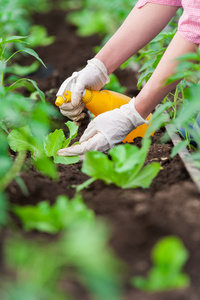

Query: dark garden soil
[[4, 4, 200, 300]]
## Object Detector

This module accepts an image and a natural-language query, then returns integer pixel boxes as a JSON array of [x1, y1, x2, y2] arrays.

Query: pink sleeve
[[136, 0, 182, 8], [178, 0, 200, 48]]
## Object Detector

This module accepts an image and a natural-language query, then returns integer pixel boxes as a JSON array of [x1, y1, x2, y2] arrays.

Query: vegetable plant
[[0, 0, 54, 78], [131, 236, 190, 292], [2, 219, 124, 300], [12, 193, 94, 233], [0, 37, 58, 189], [163, 50, 200, 164], [7, 121, 79, 182], [60, 219, 124, 300], [66, 0, 135, 37], [78, 138, 160, 191], [0, 36, 80, 215]]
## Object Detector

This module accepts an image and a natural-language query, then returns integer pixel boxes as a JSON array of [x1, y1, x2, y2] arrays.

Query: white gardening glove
[[57, 98, 148, 156], [57, 58, 110, 122]]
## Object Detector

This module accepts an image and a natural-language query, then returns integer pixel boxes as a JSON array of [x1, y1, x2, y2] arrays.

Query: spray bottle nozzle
[[55, 90, 92, 107], [55, 91, 72, 107], [55, 96, 65, 106]]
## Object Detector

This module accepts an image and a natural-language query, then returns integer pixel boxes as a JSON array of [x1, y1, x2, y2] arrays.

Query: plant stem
[[76, 178, 96, 192], [0, 151, 26, 192]]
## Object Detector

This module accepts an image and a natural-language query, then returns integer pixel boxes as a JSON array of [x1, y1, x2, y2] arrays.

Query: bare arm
[[95, 3, 179, 75], [134, 31, 198, 118]]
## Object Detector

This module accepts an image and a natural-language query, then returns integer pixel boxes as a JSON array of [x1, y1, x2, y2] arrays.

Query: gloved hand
[[57, 58, 110, 122], [57, 98, 148, 156]]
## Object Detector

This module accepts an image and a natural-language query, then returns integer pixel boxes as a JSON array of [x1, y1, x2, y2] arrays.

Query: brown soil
[[4, 5, 200, 300]]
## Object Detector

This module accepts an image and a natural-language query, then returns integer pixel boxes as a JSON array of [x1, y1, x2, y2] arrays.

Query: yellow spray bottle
[[55, 89, 153, 143]]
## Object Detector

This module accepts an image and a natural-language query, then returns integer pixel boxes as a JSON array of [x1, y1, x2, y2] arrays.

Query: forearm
[[95, 3, 178, 75], [134, 32, 198, 118]]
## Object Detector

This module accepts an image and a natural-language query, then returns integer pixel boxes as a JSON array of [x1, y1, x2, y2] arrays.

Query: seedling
[[8, 121, 80, 180], [131, 236, 190, 292], [3, 217, 124, 300], [77, 138, 160, 191], [12, 193, 94, 233]]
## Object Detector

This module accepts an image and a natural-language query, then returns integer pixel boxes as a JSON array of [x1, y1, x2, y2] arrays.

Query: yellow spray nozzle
[[55, 96, 65, 107], [55, 91, 72, 107], [55, 89, 93, 107]]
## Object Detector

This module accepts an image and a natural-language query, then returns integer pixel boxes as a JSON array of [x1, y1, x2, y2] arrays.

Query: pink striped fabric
[[136, 0, 181, 7], [136, 0, 200, 47]]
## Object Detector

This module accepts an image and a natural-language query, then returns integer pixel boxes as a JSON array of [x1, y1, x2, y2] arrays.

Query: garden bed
[[4, 6, 200, 300]]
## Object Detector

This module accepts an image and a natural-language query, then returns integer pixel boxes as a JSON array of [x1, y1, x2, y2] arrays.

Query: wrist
[[94, 54, 114, 75], [87, 58, 110, 80]]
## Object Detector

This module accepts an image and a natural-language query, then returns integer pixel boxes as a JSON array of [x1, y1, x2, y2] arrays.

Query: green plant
[[26, 25, 55, 48], [77, 139, 160, 191], [1, 235, 71, 300], [67, 0, 135, 37], [135, 23, 178, 89], [0, 0, 54, 80], [104, 73, 126, 94], [131, 236, 190, 292], [7, 121, 79, 181], [0, 37, 58, 196], [44, 121, 79, 164], [1, 218, 124, 300], [0, 0, 53, 46], [163, 50, 200, 162], [12, 193, 94, 233], [60, 219, 124, 300], [0, 0, 30, 38]]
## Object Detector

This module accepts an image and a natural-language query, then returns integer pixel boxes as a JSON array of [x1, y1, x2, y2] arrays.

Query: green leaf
[[109, 144, 142, 173], [44, 124, 79, 164], [145, 102, 173, 137], [76, 178, 96, 192], [8, 126, 35, 152], [3, 36, 27, 44], [21, 48, 46, 68], [152, 236, 189, 270], [125, 138, 152, 181], [171, 140, 189, 158], [176, 52, 199, 62], [15, 176, 29, 196], [165, 71, 194, 85], [34, 157, 58, 180], [64, 121, 79, 147], [44, 129, 66, 157], [9, 61, 40, 76], [123, 162, 160, 189], [138, 58, 156, 73], [7, 78, 45, 102], [0, 120, 9, 133], [53, 155, 79, 165], [137, 67, 154, 89], [8, 126, 44, 159], [27, 25, 55, 47], [82, 151, 114, 184]]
